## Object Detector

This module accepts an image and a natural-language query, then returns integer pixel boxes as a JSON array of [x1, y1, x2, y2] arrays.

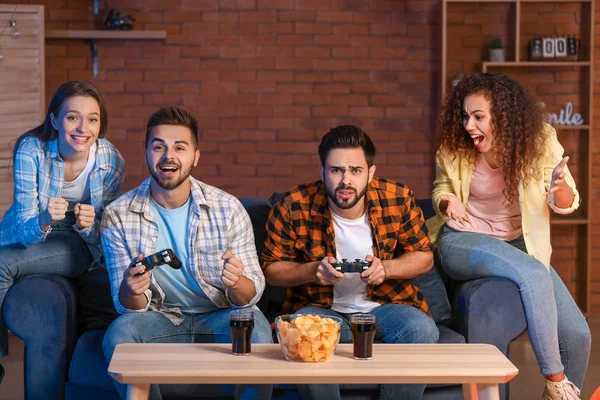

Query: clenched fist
[[221, 250, 245, 289], [38, 197, 68, 232], [74, 203, 96, 229]]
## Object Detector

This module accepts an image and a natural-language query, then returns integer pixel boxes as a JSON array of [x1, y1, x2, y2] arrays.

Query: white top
[[330, 210, 380, 314], [62, 142, 96, 211]]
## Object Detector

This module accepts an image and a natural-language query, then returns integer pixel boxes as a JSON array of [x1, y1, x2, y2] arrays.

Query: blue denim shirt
[[0, 136, 125, 267]]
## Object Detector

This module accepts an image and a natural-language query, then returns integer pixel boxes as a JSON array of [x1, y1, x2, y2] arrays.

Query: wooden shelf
[[445, 0, 591, 2], [44, 30, 167, 77], [45, 30, 167, 40], [550, 218, 589, 225], [555, 125, 590, 130], [483, 61, 590, 69]]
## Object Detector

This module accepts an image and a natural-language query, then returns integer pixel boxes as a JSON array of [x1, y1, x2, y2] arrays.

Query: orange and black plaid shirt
[[262, 177, 433, 315]]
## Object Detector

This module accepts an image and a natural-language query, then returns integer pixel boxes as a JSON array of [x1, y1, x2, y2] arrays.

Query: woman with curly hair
[[427, 73, 590, 399]]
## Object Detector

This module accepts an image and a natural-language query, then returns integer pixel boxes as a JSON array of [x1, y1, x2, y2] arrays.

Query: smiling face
[[321, 147, 376, 218], [463, 92, 495, 154], [146, 124, 200, 192], [51, 96, 101, 160]]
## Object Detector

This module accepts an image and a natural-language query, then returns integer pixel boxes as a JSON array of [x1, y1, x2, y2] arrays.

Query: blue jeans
[[438, 224, 591, 386], [103, 308, 274, 400], [295, 304, 439, 400], [0, 213, 93, 357]]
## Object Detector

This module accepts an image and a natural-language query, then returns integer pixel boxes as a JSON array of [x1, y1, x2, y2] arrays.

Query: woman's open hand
[[440, 194, 471, 226]]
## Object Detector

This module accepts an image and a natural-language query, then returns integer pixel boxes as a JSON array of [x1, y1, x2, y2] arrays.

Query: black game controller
[[130, 249, 182, 275], [332, 258, 371, 273]]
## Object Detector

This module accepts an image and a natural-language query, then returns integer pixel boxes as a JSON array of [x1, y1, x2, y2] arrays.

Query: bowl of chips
[[275, 313, 342, 362]]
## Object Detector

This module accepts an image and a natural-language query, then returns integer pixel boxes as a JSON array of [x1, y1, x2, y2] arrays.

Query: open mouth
[[71, 135, 90, 145], [470, 134, 484, 146], [158, 164, 179, 176]]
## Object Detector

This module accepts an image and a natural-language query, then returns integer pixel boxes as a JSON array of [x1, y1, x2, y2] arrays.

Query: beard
[[149, 159, 194, 191], [325, 179, 368, 210]]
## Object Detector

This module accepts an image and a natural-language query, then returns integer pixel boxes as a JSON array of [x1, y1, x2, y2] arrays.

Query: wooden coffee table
[[108, 343, 518, 400]]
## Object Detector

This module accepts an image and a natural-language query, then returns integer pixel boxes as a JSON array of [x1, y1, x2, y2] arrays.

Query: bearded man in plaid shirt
[[262, 125, 439, 400]]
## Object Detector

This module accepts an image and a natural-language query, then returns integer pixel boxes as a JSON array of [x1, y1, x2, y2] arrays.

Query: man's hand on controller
[[361, 255, 386, 285], [315, 256, 343, 285], [122, 255, 151, 296], [221, 250, 245, 289]]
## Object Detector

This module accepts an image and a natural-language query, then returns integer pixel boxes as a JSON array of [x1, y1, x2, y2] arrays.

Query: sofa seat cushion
[[437, 324, 465, 344], [69, 329, 116, 392]]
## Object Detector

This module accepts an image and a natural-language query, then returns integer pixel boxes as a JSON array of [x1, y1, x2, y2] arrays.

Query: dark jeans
[[0, 213, 92, 357]]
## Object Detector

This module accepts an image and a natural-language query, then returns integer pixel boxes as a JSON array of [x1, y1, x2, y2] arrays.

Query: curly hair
[[437, 73, 548, 205]]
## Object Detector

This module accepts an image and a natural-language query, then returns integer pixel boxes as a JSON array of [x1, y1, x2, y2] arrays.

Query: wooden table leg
[[462, 383, 500, 400], [463, 383, 478, 400], [126, 383, 150, 400]]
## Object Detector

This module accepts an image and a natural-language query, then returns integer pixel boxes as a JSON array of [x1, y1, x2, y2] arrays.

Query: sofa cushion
[[72, 268, 119, 332], [412, 199, 453, 325], [412, 264, 453, 325], [238, 197, 272, 258], [69, 329, 116, 392], [238, 197, 274, 317]]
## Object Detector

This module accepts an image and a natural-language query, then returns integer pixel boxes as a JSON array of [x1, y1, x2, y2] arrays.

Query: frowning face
[[321, 147, 375, 216]]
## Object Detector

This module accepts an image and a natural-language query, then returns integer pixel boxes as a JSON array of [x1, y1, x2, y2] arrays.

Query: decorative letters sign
[[543, 102, 584, 126]]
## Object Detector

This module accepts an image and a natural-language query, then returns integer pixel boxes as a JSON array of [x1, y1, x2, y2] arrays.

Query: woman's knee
[[563, 319, 591, 351], [518, 264, 553, 293]]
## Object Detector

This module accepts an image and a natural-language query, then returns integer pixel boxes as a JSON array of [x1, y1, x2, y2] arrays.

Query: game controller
[[130, 249, 182, 275], [332, 258, 371, 273]]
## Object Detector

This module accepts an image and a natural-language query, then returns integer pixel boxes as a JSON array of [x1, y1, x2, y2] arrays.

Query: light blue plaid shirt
[[0, 136, 125, 267], [101, 177, 265, 325]]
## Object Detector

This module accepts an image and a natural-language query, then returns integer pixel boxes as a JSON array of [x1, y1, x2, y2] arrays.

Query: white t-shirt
[[63, 143, 96, 211], [330, 210, 381, 314]]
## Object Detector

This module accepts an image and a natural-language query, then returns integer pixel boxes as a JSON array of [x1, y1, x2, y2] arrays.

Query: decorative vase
[[489, 48, 505, 62]]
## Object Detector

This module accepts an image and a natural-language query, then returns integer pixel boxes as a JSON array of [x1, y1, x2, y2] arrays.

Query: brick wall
[[2, 0, 600, 314], [4, 0, 440, 199]]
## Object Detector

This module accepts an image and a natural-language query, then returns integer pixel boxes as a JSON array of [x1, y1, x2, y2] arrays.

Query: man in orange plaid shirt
[[262, 125, 439, 400]]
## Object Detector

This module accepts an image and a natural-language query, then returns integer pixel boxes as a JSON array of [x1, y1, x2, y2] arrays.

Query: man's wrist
[[308, 261, 320, 283]]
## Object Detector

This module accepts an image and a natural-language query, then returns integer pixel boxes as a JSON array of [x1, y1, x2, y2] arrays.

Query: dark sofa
[[2, 197, 527, 400]]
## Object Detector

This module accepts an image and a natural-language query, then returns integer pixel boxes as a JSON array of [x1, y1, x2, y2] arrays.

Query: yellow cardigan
[[426, 123, 579, 269]]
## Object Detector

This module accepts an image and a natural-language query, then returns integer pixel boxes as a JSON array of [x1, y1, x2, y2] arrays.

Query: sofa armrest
[[451, 277, 527, 353], [451, 278, 526, 400], [3, 274, 79, 400]]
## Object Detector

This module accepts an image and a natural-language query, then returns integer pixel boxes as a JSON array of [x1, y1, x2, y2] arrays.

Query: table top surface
[[108, 343, 519, 385]]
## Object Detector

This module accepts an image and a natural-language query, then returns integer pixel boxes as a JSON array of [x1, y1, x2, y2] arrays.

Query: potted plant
[[489, 37, 505, 62]]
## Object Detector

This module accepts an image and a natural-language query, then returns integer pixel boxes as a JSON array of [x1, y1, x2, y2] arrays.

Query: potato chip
[[275, 313, 341, 362]]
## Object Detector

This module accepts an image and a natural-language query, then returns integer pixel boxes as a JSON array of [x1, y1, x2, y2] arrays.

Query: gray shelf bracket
[[89, 39, 98, 76]]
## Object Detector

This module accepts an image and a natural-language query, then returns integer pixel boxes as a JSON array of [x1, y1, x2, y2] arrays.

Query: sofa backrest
[[238, 196, 452, 326]]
